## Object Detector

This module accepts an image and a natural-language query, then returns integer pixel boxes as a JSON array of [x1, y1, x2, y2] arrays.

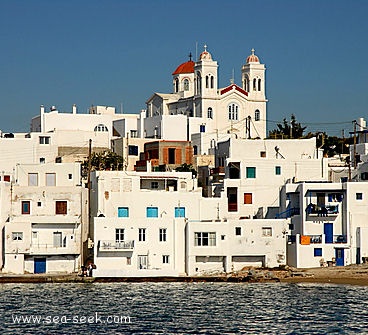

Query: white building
[[3, 162, 88, 274], [144, 47, 267, 155]]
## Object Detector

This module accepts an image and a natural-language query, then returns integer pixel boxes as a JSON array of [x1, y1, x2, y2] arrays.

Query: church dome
[[246, 48, 260, 63], [199, 45, 212, 60], [172, 60, 195, 75]]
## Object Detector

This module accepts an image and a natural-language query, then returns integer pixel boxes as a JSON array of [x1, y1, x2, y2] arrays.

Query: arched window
[[210, 75, 214, 89], [174, 78, 179, 93], [183, 79, 189, 91], [206, 76, 209, 88], [255, 110, 260, 121], [94, 124, 108, 132], [244, 78, 248, 92], [196, 72, 202, 94], [253, 78, 257, 91], [258, 79, 261, 91], [228, 103, 239, 121], [207, 107, 213, 119]]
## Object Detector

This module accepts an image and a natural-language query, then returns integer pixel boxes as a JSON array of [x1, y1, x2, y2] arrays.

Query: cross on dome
[[204, 44, 207, 52]]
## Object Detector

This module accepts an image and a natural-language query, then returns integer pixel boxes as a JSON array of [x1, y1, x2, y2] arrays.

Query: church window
[[244, 77, 249, 92], [207, 107, 213, 119], [183, 79, 189, 91], [94, 124, 108, 132], [206, 76, 209, 88], [258, 79, 261, 91], [253, 78, 257, 91], [255, 110, 260, 121], [175, 78, 179, 93], [228, 104, 239, 121], [196, 72, 201, 94], [210, 75, 214, 89]]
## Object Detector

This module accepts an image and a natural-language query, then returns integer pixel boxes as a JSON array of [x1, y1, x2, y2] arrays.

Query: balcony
[[276, 207, 300, 219], [333, 235, 347, 243], [98, 240, 135, 251], [306, 204, 339, 219], [29, 243, 80, 255], [300, 235, 322, 245]]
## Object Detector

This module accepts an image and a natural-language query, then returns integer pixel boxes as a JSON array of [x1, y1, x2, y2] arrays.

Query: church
[[144, 46, 268, 155]]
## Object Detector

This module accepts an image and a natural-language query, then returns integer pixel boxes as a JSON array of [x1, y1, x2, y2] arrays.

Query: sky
[[1, 0, 367, 136]]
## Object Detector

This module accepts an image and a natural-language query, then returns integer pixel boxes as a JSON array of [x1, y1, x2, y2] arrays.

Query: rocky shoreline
[[0, 264, 367, 285]]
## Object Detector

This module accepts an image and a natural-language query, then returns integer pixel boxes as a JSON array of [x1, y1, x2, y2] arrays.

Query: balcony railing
[[30, 243, 80, 255], [300, 235, 322, 244], [99, 240, 135, 251], [306, 204, 339, 216], [333, 235, 347, 243], [276, 207, 300, 219]]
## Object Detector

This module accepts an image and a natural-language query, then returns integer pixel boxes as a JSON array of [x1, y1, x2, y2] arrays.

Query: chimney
[[72, 104, 77, 114]]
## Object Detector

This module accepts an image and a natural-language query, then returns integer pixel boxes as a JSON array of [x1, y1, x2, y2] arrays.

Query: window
[[128, 145, 139, 156], [39, 136, 50, 144], [260, 151, 266, 158], [228, 103, 239, 121], [37, 201, 42, 207], [194, 232, 216, 246], [168, 148, 176, 164], [200, 124, 205, 133], [356, 193, 363, 200], [221, 235, 225, 240], [138, 255, 148, 269], [206, 75, 209, 88], [146, 207, 158, 218], [94, 124, 108, 132], [175, 207, 185, 218], [116, 228, 125, 242], [46, 173, 56, 186], [3, 175, 10, 182], [258, 79, 261, 91], [22, 201, 30, 214], [210, 76, 214, 89], [262, 227, 272, 237], [207, 107, 213, 119], [55, 201, 67, 215], [183, 79, 189, 91], [255, 109, 260, 121], [53, 232, 62, 247], [126, 257, 131, 265], [253, 78, 257, 90], [246, 167, 256, 178], [40, 157, 45, 164], [28, 173, 38, 186], [244, 193, 253, 204], [275, 166, 281, 175], [12, 232, 23, 241], [162, 255, 170, 264], [235, 227, 242, 236], [118, 207, 129, 217], [150, 181, 158, 189], [139, 228, 146, 242], [32, 231, 38, 239], [159, 228, 167, 242], [130, 130, 138, 138], [314, 248, 323, 257], [193, 145, 198, 155], [68, 174, 72, 180], [174, 78, 179, 92]]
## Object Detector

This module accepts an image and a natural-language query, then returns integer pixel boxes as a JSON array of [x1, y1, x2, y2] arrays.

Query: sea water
[[1, 282, 367, 334]]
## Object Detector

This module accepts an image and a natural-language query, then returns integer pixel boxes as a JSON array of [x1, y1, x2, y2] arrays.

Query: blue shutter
[[147, 207, 158, 218], [175, 207, 185, 218], [118, 207, 129, 217]]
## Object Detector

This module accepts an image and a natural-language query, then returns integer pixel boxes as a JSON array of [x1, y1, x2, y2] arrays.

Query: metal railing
[[99, 240, 135, 250]]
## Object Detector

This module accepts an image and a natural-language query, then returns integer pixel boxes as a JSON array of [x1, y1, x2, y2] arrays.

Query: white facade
[[3, 163, 88, 274]]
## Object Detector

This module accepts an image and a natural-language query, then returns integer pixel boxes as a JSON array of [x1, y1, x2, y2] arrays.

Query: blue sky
[[1, 0, 367, 136]]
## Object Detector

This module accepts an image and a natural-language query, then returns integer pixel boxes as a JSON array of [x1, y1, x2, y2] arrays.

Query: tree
[[268, 114, 307, 139], [82, 150, 124, 177], [175, 163, 197, 177]]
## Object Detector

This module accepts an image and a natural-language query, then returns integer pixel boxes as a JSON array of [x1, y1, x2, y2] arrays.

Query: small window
[[46, 173, 56, 186], [207, 107, 213, 119], [3, 175, 10, 182], [55, 201, 67, 215], [260, 151, 266, 158], [126, 257, 131, 265], [246, 167, 256, 178], [128, 145, 139, 156], [39, 136, 50, 144], [68, 174, 72, 180], [221, 235, 225, 240], [32, 231, 38, 239], [37, 201, 42, 207], [40, 157, 45, 164], [159, 228, 167, 242], [151, 181, 159, 189], [22, 201, 30, 214], [275, 166, 281, 175], [193, 145, 198, 155], [356, 193, 363, 200], [183, 79, 189, 91], [12, 232, 23, 241], [235, 227, 241, 236], [262, 227, 272, 237], [175, 207, 185, 218], [255, 110, 260, 121], [146, 207, 158, 218], [118, 207, 129, 218], [28, 173, 38, 186], [200, 124, 205, 133], [162, 255, 170, 264], [244, 193, 253, 204], [139, 228, 146, 242], [94, 124, 108, 132], [115, 228, 125, 242], [314, 248, 322, 257]]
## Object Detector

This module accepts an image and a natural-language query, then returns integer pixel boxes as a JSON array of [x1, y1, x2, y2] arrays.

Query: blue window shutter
[[175, 207, 185, 218], [118, 207, 129, 217], [147, 207, 158, 218]]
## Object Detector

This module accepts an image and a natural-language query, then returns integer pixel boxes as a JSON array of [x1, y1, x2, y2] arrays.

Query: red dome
[[172, 60, 195, 75], [246, 48, 260, 63]]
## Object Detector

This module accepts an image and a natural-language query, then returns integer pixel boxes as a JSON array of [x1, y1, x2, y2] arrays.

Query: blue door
[[324, 223, 333, 244], [335, 249, 344, 266], [34, 258, 46, 273]]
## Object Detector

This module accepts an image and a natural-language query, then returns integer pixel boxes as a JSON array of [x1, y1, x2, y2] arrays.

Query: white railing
[[99, 240, 135, 251]]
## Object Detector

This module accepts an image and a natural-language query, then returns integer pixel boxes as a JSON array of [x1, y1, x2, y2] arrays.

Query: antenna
[[195, 41, 198, 60]]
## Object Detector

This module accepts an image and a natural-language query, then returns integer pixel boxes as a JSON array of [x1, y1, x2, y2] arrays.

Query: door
[[34, 258, 46, 273], [335, 248, 344, 266], [138, 255, 148, 269], [324, 223, 333, 244], [53, 232, 62, 247]]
